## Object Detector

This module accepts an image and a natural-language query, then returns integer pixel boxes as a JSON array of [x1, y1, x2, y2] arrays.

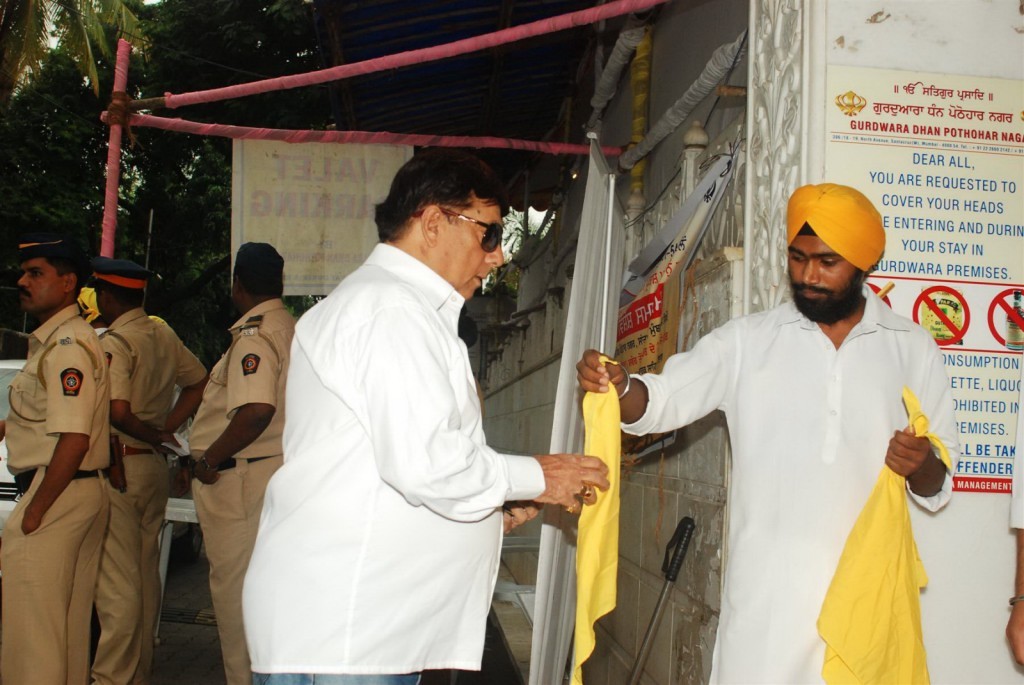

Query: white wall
[[828, 2, 1024, 81]]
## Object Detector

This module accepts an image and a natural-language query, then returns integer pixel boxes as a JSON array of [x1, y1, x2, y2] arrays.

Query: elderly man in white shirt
[[578, 183, 959, 684], [243, 149, 609, 685]]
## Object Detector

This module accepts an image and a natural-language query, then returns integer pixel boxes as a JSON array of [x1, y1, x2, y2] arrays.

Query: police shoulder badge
[[241, 353, 260, 376], [61, 368, 84, 396]]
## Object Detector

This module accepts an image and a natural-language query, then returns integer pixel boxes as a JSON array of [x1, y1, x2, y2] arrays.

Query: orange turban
[[786, 184, 885, 271]]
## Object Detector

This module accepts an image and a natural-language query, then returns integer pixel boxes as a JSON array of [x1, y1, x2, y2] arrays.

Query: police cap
[[92, 256, 153, 290], [234, 242, 284, 283], [18, 233, 90, 278]]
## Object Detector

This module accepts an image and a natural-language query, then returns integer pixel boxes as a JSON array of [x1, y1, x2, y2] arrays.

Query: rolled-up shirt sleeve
[[43, 340, 100, 436], [226, 334, 281, 415], [909, 334, 959, 513], [101, 334, 133, 403], [909, 472, 952, 513]]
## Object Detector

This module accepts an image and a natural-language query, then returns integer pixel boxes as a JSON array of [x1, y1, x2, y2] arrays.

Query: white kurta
[[242, 244, 545, 675], [626, 290, 959, 684]]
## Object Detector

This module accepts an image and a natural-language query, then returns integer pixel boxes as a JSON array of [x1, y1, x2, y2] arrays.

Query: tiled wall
[[484, 249, 742, 684], [581, 250, 741, 685]]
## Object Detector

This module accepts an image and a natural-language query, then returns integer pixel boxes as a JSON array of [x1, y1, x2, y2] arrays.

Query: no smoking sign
[[913, 285, 970, 346]]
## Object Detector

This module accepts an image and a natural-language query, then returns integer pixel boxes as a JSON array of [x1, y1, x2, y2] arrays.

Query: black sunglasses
[[438, 207, 503, 253]]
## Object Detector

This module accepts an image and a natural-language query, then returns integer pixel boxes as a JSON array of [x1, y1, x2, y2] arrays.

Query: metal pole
[[142, 209, 154, 307], [144, 209, 154, 270], [627, 516, 696, 685], [594, 133, 615, 340]]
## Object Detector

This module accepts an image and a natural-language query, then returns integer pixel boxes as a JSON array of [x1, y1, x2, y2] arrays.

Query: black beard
[[791, 277, 865, 324]]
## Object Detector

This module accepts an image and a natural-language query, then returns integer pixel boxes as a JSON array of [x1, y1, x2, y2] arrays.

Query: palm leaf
[[0, 0, 141, 104]]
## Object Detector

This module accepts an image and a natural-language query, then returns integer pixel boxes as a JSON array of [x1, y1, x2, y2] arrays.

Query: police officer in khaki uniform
[[90, 257, 209, 685], [1, 233, 111, 685], [189, 243, 294, 685]]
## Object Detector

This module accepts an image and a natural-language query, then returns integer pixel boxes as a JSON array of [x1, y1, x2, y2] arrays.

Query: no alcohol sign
[[987, 288, 1024, 351]]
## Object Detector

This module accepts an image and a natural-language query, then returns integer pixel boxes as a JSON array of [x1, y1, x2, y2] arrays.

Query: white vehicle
[[0, 359, 26, 531]]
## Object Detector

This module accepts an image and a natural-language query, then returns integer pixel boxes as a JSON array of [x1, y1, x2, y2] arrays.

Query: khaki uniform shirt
[[190, 299, 294, 460], [101, 308, 207, 450], [6, 304, 111, 472]]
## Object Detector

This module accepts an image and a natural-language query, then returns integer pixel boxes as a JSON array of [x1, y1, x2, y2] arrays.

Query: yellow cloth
[[787, 184, 885, 271], [77, 286, 101, 323], [817, 387, 952, 684], [572, 357, 622, 685]]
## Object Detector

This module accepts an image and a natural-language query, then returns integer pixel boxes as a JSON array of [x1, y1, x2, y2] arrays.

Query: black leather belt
[[214, 455, 274, 472], [14, 468, 100, 496]]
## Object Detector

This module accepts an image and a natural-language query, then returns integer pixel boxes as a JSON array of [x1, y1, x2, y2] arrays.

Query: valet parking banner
[[826, 65, 1024, 494], [232, 141, 413, 296]]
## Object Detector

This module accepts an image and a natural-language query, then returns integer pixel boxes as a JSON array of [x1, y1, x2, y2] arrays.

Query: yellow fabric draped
[[572, 357, 622, 685], [817, 387, 952, 684]]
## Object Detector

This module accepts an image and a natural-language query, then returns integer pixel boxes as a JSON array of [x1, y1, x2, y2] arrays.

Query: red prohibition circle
[[912, 285, 970, 346], [986, 287, 1024, 349]]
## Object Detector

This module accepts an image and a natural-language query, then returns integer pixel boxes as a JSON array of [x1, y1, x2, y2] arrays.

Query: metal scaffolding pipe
[[99, 39, 132, 257], [618, 31, 747, 170], [585, 14, 649, 130]]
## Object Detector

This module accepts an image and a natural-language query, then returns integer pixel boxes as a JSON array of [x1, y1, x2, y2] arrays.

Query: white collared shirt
[[243, 243, 544, 674], [626, 289, 959, 684]]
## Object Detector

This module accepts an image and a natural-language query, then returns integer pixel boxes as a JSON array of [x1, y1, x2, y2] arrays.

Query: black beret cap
[[18, 233, 90, 276], [234, 242, 284, 280], [92, 256, 153, 289]]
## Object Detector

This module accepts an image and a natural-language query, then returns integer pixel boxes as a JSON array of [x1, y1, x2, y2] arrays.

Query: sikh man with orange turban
[[577, 183, 959, 683]]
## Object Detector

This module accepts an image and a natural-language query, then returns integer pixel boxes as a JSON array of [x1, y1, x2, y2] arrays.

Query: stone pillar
[[743, 0, 826, 314]]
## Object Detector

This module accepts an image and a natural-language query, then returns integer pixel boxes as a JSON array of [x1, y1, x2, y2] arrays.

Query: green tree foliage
[[124, 0, 329, 362], [0, 47, 113, 331], [0, 0, 328, 365], [0, 0, 139, 105], [484, 207, 552, 297]]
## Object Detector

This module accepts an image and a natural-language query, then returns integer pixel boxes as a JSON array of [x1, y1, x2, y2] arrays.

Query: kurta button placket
[[822, 338, 842, 464]]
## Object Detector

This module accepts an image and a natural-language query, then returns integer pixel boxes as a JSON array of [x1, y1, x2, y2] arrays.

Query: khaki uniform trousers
[[193, 455, 282, 685], [92, 451, 170, 685], [1, 470, 110, 685]]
